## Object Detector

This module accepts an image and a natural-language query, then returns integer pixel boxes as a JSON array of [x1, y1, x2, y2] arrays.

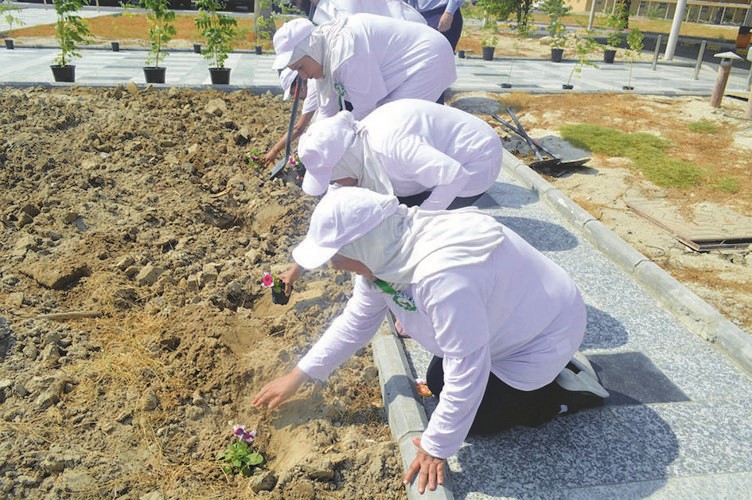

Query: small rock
[[14, 380, 29, 397], [115, 256, 135, 271], [205, 98, 227, 117], [59, 470, 96, 492], [301, 458, 336, 481], [20, 258, 90, 290], [135, 264, 165, 286], [140, 491, 165, 500], [40, 344, 60, 368], [251, 471, 278, 492], [141, 390, 159, 411], [244, 249, 260, 264], [20, 203, 40, 217], [185, 405, 205, 421], [22, 344, 39, 360]]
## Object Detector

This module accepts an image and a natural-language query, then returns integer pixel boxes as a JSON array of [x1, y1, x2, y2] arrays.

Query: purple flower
[[232, 424, 257, 443]]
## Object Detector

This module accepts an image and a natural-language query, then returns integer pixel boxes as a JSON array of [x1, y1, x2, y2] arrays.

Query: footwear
[[569, 351, 598, 381], [555, 368, 610, 399]]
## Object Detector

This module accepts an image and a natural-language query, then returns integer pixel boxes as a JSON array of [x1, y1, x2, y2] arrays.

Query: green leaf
[[247, 452, 264, 466]]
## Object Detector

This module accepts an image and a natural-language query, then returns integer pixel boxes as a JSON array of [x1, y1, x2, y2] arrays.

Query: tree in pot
[[1, 0, 25, 50], [603, 0, 627, 64], [253, 0, 275, 55], [623, 27, 644, 90], [141, 0, 176, 84], [541, 0, 570, 62], [481, 31, 498, 61], [195, 0, 238, 85], [563, 29, 598, 89], [51, 0, 92, 83]]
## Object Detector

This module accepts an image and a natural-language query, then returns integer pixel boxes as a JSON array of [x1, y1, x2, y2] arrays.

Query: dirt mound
[[0, 86, 404, 498]]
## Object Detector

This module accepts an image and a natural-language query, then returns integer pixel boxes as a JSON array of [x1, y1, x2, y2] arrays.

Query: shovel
[[270, 74, 303, 179], [492, 108, 591, 173]]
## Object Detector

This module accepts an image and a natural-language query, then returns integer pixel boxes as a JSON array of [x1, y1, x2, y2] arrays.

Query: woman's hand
[[278, 263, 304, 295], [252, 367, 310, 410], [403, 437, 446, 494], [437, 12, 453, 32]]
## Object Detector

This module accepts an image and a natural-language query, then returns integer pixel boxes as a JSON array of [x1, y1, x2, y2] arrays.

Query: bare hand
[[278, 263, 304, 295], [252, 367, 310, 410], [263, 147, 281, 166], [437, 12, 453, 32], [403, 438, 445, 494]]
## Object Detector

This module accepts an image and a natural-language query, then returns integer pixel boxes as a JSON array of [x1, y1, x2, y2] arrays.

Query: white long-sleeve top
[[359, 99, 503, 210], [297, 228, 586, 459], [317, 13, 456, 120]]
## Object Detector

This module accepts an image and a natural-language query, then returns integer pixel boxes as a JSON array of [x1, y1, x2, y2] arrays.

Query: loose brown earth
[[0, 86, 404, 498], [1, 31, 751, 500]]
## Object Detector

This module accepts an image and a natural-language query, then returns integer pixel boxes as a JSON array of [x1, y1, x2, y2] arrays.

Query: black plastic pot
[[562, 83, 574, 90], [255, 45, 262, 55], [193, 43, 201, 54], [5, 39, 14, 50], [209, 67, 231, 85], [481, 46, 495, 61], [51, 65, 75, 82], [622, 85, 634, 91], [143, 66, 166, 84], [111, 41, 120, 52], [458, 50, 466, 58], [271, 286, 292, 305], [551, 47, 564, 62], [500, 83, 512, 89], [604, 49, 616, 64]]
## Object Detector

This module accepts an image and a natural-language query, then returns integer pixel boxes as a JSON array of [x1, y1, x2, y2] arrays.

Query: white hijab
[[290, 17, 354, 110], [338, 204, 505, 286], [330, 119, 393, 195]]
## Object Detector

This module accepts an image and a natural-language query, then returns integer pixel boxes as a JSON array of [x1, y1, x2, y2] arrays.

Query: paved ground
[[3, 6, 752, 500]]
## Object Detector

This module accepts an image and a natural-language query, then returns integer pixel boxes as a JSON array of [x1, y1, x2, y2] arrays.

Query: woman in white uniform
[[298, 99, 503, 210], [271, 13, 456, 120], [263, 2, 426, 166], [252, 187, 608, 494]]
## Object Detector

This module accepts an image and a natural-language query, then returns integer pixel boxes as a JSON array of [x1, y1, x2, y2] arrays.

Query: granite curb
[[502, 153, 752, 375], [372, 321, 454, 500]]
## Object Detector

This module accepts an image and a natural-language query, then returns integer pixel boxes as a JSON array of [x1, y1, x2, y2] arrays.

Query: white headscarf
[[338, 204, 505, 285]]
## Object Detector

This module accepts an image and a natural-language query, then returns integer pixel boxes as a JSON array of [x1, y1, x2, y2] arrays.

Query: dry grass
[[495, 93, 752, 217]]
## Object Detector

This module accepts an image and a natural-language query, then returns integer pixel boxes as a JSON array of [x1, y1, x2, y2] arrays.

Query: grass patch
[[560, 123, 704, 188], [687, 119, 720, 134], [714, 176, 740, 193]]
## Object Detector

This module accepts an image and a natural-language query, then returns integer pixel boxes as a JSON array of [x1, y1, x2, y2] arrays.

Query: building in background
[[567, 0, 751, 26]]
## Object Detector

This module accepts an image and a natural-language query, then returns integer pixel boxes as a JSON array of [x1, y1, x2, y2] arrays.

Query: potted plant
[[1, 0, 24, 50], [195, 0, 238, 85], [254, 0, 275, 55], [563, 29, 599, 89], [603, 1, 627, 64], [262, 272, 291, 305], [623, 27, 644, 90], [541, 0, 571, 62], [140, 0, 176, 84], [481, 30, 498, 61], [51, 0, 92, 83]]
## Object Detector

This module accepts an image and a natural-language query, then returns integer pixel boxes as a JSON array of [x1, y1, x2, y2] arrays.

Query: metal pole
[[652, 34, 663, 70], [588, 0, 598, 30], [665, 0, 688, 61], [693, 40, 707, 79], [710, 58, 733, 108]]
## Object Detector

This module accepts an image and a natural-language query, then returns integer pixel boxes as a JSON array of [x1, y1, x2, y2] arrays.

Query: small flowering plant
[[287, 151, 302, 168], [219, 424, 264, 476], [415, 378, 433, 398], [247, 148, 263, 168], [263, 272, 291, 305], [262, 273, 283, 293]]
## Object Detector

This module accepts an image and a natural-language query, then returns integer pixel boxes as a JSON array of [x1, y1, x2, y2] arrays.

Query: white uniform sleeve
[[297, 276, 388, 380], [394, 137, 467, 210], [414, 270, 491, 458]]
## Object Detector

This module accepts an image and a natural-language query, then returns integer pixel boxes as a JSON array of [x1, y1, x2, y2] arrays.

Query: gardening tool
[[492, 108, 590, 174], [270, 74, 303, 180]]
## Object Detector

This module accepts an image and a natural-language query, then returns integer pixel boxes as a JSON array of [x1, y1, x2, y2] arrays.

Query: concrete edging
[[372, 323, 454, 500], [503, 154, 752, 375]]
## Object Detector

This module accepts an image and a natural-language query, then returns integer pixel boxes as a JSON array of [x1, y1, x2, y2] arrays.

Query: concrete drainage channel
[[372, 153, 752, 500]]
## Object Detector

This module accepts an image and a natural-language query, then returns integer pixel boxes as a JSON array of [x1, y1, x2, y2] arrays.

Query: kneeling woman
[[252, 187, 607, 494]]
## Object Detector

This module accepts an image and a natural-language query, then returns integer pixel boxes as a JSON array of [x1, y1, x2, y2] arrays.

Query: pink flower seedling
[[233, 424, 256, 443]]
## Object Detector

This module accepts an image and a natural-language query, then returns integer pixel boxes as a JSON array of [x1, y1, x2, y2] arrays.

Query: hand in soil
[[403, 437, 446, 494], [278, 263, 304, 295], [252, 367, 311, 409]]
